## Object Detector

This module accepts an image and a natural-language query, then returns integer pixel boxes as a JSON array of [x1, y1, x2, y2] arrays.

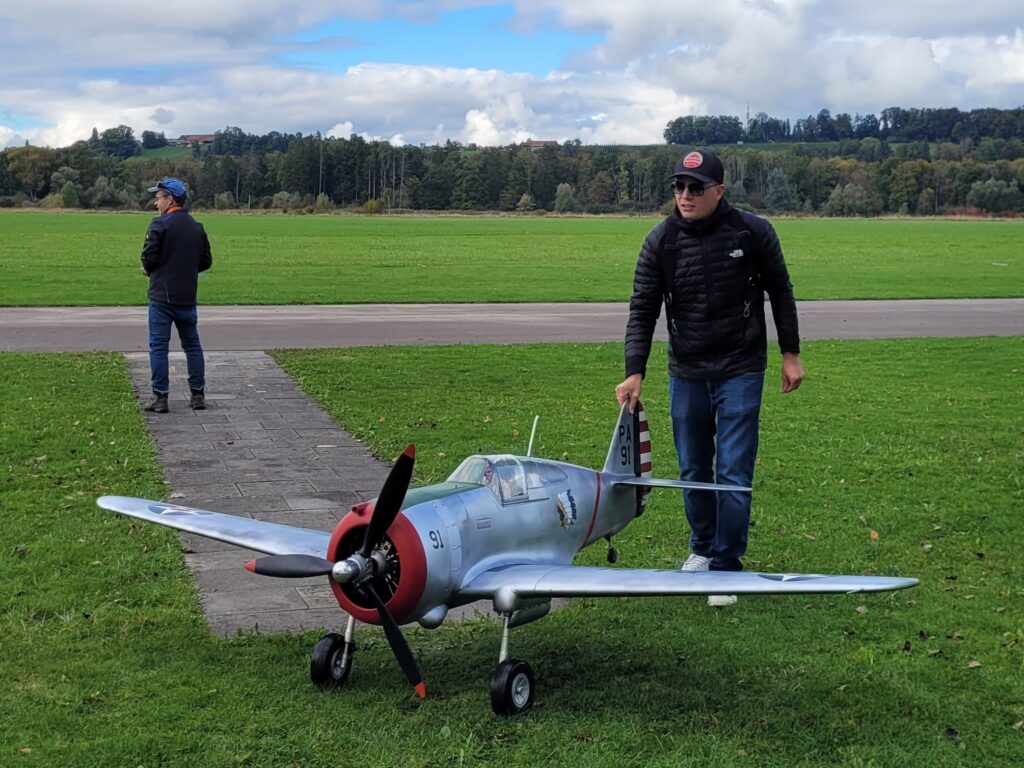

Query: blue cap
[[147, 177, 187, 198]]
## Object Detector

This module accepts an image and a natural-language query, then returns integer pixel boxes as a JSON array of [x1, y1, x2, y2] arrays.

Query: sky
[[1, 1, 1023, 149]]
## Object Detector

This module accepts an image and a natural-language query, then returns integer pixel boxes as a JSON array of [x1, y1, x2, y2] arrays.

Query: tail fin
[[603, 400, 651, 476], [603, 401, 653, 515]]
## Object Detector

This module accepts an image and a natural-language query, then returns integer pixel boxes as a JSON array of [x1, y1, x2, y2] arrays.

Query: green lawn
[[3, 340, 1022, 766], [1, 211, 1021, 305], [130, 145, 194, 161]]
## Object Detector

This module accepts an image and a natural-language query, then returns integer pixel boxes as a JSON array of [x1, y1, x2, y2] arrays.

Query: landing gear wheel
[[490, 658, 535, 716], [310, 632, 355, 688]]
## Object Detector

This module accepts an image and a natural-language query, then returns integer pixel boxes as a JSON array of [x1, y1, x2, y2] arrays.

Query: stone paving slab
[[127, 350, 500, 639], [126, 350, 393, 637]]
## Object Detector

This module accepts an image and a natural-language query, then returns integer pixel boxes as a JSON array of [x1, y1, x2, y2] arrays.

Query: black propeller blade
[[245, 554, 334, 578], [243, 444, 416, 581], [360, 444, 415, 558], [243, 444, 424, 698], [365, 581, 425, 698]]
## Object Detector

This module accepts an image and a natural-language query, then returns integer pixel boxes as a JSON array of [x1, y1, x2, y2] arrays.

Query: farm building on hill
[[171, 134, 217, 147]]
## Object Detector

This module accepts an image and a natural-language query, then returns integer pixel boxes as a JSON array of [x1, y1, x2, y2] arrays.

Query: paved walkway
[[5, 299, 1024, 351], [128, 350, 397, 636]]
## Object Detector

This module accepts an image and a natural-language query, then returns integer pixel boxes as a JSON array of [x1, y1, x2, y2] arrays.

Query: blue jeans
[[148, 300, 205, 395], [669, 371, 764, 571]]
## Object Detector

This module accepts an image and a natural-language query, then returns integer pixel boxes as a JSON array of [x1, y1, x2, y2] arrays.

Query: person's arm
[[198, 224, 212, 273], [617, 224, 666, 410], [140, 219, 163, 275], [756, 220, 804, 393]]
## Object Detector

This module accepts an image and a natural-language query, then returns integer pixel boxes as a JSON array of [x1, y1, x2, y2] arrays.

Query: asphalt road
[[2, 299, 1022, 352]]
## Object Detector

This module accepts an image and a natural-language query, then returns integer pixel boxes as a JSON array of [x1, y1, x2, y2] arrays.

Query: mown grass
[[0, 211, 1021, 305], [4, 341, 1021, 766]]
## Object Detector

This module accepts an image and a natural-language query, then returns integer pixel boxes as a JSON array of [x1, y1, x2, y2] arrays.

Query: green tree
[[966, 179, 1023, 213], [214, 191, 235, 210], [0, 151, 13, 196], [764, 167, 795, 211], [141, 130, 168, 149], [98, 125, 141, 159], [824, 183, 874, 217], [586, 171, 616, 208], [450, 153, 489, 210], [889, 161, 926, 213], [60, 181, 80, 208], [553, 182, 579, 212], [6, 146, 58, 199]]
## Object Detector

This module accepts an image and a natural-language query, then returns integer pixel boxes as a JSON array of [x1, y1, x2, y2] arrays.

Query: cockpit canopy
[[447, 455, 567, 504]]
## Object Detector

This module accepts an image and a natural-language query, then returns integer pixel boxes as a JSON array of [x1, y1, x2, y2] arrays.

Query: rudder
[[603, 401, 652, 515]]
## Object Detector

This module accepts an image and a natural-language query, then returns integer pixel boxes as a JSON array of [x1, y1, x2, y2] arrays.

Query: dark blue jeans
[[148, 300, 205, 396], [669, 371, 764, 571]]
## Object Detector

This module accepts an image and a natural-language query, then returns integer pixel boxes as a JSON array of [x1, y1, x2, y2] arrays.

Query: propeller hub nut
[[332, 558, 361, 584]]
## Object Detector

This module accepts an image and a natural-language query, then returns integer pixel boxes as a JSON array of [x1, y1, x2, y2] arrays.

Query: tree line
[[2, 108, 1023, 216], [665, 107, 1024, 145]]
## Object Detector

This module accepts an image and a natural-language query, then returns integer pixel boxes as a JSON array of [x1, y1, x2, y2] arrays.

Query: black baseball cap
[[669, 149, 724, 185]]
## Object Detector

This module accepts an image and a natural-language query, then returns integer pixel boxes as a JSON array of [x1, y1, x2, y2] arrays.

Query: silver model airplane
[[98, 402, 917, 716]]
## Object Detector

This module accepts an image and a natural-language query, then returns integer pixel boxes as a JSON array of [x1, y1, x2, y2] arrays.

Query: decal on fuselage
[[556, 490, 578, 528]]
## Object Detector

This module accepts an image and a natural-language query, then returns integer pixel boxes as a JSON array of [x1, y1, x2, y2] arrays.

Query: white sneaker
[[680, 554, 711, 572], [708, 594, 737, 607]]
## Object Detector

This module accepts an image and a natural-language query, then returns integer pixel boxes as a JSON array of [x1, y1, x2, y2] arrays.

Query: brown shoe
[[189, 389, 206, 410], [144, 394, 168, 413]]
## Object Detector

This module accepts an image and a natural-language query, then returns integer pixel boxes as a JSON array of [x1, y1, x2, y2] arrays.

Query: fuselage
[[326, 454, 640, 627]]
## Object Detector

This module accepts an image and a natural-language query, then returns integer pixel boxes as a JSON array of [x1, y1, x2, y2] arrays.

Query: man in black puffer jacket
[[615, 149, 804, 606], [140, 177, 212, 413]]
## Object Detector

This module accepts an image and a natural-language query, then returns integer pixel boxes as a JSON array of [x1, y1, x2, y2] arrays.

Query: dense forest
[[2, 106, 1023, 216]]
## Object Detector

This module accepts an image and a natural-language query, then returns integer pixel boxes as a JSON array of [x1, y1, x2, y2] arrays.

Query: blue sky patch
[[281, 4, 601, 75]]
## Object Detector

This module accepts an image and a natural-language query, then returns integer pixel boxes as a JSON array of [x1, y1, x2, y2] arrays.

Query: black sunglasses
[[671, 180, 717, 197]]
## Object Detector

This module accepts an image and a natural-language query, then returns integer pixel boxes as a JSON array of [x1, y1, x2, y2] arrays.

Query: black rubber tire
[[310, 632, 354, 688], [490, 658, 535, 716]]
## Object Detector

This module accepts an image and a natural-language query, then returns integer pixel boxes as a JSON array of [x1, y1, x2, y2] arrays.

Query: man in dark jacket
[[614, 149, 804, 606], [140, 177, 212, 413]]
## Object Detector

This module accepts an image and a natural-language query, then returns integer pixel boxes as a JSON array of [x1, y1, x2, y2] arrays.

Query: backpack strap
[[656, 209, 762, 326], [727, 209, 761, 319]]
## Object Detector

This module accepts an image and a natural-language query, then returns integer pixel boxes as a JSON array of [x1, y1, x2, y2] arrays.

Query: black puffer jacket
[[625, 200, 800, 380], [141, 208, 212, 305]]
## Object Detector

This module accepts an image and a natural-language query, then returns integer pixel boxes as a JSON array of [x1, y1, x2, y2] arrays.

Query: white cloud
[[326, 121, 355, 138], [0, 125, 28, 149], [1, 1, 1023, 148]]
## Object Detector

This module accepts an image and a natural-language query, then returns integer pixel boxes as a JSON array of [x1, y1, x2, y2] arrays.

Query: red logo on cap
[[683, 152, 703, 168]]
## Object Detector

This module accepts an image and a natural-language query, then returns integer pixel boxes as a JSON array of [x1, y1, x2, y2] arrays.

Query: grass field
[[1, 211, 1022, 306], [130, 145, 194, 161], [3, 340, 1022, 766]]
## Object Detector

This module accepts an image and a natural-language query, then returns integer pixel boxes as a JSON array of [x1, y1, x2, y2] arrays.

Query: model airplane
[[98, 402, 917, 715]]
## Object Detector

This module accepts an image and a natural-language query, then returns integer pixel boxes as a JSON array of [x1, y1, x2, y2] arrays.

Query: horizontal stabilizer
[[612, 477, 751, 493]]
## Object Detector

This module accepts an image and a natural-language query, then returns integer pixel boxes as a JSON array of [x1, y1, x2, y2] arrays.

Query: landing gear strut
[[310, 615, 356, 688]]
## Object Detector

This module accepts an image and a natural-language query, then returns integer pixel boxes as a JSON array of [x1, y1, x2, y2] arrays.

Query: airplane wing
[[97, 496, 331, 558], [460, 564, 917, 598]]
